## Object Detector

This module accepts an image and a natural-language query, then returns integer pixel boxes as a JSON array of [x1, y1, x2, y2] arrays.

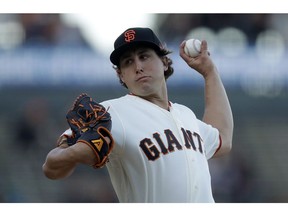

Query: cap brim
[[110, 41, 161, 66]]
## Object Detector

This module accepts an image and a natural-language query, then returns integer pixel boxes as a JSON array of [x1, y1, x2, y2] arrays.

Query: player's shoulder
[[100, 94, 130, 108], [171, 102, 192, 112], [171, 102, 197, 117]]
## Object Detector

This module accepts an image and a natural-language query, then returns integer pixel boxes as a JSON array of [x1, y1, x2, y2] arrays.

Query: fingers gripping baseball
[[180, 40, 215, 77], [66, 93, 114, 168], [180, 40, 208, 60]]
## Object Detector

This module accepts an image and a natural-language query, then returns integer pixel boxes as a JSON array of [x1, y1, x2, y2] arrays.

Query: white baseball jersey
[[100, 94, 221, 203]]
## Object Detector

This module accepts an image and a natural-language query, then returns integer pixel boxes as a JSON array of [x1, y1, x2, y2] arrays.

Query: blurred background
[[0, 13, 287, 203]]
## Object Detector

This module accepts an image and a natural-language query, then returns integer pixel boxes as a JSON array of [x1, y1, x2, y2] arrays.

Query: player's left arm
[[179, 40, 234, 157]]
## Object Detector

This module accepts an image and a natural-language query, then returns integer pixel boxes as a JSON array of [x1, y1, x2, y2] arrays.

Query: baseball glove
[[66, 93, 114, 168]]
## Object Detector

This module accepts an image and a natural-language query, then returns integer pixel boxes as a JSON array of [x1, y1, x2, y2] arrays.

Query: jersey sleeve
[[197, 119, 221, 160]]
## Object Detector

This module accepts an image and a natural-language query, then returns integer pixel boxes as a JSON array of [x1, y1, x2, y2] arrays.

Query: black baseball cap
[[110, 27, 163, 66]]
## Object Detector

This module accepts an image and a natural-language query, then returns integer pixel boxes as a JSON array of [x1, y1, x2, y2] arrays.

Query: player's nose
[[135, 59, 144, 74]]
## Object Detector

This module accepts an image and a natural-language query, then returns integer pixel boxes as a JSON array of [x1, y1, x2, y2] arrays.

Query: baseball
[[184, 39, 201, 57]]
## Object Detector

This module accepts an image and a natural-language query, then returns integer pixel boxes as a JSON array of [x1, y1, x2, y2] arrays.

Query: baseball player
[[42, 27, 233, 203]]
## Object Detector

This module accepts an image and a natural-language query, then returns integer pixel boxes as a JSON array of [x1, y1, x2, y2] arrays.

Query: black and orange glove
[[66, 93, 114, 168]]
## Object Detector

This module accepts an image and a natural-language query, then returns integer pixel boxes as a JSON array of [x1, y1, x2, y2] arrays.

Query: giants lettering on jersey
[[139, 127, 203, 161]]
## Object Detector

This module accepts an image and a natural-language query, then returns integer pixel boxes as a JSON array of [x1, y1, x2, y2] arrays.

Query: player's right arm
[[179, 40, 233, 157], [42, 138, 97, 179]]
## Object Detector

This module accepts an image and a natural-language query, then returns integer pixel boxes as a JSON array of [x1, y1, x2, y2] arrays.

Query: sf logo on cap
[[124, 30, 136, 42]]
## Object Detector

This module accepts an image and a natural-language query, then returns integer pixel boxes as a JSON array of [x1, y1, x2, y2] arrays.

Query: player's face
[[118, 47, 168, 97]]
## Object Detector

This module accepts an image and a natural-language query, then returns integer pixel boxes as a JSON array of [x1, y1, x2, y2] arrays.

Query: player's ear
[[161, 56, 169, 71], [116, 68, 126, 83]]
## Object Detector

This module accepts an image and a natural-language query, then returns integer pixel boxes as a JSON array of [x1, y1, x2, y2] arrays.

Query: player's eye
[[139, 53, 149, 61], [120, 58, 133, 67], [124, 59, 133, 65]]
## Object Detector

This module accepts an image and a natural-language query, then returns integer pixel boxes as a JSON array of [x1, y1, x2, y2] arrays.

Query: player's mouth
[[136, 76, 150, 82]]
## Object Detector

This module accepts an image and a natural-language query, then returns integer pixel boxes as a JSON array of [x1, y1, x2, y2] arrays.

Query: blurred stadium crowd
[[0, 14, 288, 203], [0, 14, 287, 96]]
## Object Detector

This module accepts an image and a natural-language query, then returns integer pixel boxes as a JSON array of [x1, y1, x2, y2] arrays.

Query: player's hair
[[113, 47, 174, 89]]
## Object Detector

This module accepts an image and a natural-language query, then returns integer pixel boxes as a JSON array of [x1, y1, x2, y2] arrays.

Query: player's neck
[[130, 92, 170, 111], [147, 96, 170, 111]]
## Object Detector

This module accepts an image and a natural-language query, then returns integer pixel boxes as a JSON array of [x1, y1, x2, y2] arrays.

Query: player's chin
[[131, 86, 153, 97], [134, 80, 151, 89]]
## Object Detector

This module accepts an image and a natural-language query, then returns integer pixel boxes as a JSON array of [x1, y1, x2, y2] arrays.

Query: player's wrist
[[56, 135, 69, 148], [202, 67, 219, 81]]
